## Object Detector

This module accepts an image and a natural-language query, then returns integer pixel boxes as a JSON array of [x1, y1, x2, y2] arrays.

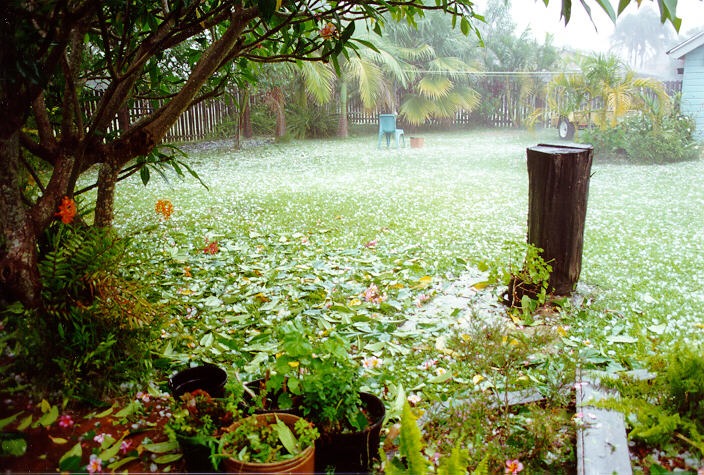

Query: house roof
[[667, 31, 704, 59]]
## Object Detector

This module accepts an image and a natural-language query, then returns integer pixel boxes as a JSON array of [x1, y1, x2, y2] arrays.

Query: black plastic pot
[[241, 378, 300, 415], [314, 392, 386, 474], [176, 435, 221, 474], [168, 364, 227, 398]]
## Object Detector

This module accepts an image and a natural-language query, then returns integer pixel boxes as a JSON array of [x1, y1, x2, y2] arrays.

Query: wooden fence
[[82, 78, 684, 142]]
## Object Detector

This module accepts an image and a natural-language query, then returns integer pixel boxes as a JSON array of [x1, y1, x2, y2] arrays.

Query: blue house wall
[[681, 46, 704, 140]]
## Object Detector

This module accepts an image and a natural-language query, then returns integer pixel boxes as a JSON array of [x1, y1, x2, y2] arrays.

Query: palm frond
[[417, 76, 452, 99], [399, 95, 437, 125]]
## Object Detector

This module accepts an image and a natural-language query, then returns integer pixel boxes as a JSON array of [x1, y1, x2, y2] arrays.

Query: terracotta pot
[[222, 413, 315, 474], [410, 137, 424, 148], [169, 364, 227, 398], [314, 392, 386, 474]]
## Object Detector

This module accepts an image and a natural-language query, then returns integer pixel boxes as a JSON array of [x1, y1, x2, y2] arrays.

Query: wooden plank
[[576, 371, 632, 475]]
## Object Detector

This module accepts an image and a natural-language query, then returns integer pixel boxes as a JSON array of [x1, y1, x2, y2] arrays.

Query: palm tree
[[381, 13, 481, 127], [546, 53, 670, 134]]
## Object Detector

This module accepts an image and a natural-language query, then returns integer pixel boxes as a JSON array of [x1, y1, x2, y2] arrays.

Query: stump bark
[[526, 144, 593, 295]]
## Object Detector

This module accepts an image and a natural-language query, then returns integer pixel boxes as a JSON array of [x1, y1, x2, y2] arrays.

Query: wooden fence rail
[[81, 79, 683, 143]]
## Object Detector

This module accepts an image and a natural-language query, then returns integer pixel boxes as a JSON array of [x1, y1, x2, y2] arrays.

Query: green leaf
[[0, 412, 21, 431], [617, 0, 630, 14], [606, 334, 638, 344], [99, 435, 125, 461], [460, 17, 470, 36], [17, 414, 32, 431], [154, 453, 183, 464], [115, 401, 140, 418], [108, 456, 139, 470], [1, 438, 27, 456], [140, 166, 150, 185], [142, 440, 179, 453], [37, 405, 59, 427], [273, 416, 300, 455], [429, 371, 453, 384], [91, 403, 116, 419], [593, 0, 616, 21], [59, 442, 82, 468]]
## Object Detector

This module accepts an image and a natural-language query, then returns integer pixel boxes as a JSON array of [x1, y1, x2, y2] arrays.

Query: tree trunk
[[242, 97, 253, 138], [94, 160, 120, 227], [0, 130, 42, 308], [526, 144, 594, 295], [94, 107, 130, 227], [337, 81, 349, 138]]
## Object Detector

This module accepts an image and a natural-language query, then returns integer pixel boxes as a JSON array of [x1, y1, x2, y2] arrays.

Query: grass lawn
[[111, 128, 704, 346], [96, 127, 704, 470]]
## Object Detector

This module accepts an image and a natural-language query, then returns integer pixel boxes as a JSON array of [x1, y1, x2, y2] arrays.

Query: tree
[[610, 7, 676, 71], [0, 0, 477, 308], [547, 53, 670, 130], [0, 0, 686, 309]]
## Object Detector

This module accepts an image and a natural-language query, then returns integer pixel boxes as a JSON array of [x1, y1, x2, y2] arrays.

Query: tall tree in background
[[610, 7, 676, 72]]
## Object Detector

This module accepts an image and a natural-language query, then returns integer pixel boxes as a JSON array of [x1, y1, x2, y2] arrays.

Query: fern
[[384, 403, 471, 475]]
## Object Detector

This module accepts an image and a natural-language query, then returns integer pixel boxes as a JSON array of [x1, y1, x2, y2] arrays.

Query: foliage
[[545, 53, 670, 131], [480, 242, 552, 321], [164, 389, 239, 470], [250, 103, 277, 136], [600, 345, 704, 465], [4, 222, 162, 400], [286, 104, 337, 139], [620, 113, 700, 164], [580, 127, 626, 159], [218, 415, 318, 464]]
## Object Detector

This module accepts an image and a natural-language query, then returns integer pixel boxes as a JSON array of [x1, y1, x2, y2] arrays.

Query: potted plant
[[244, 323, 386, 473], [165, 389, 238, 473], [218, 413, 318, 474]]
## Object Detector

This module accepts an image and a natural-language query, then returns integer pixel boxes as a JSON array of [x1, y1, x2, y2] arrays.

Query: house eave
[[667, 31, 704, 59]]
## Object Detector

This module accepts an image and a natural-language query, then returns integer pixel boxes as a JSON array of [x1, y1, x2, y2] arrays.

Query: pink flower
[[362, 356, 383, 369], [136, 391, 151, 403], [505, 459, 524, 474], [364, 240, 377, 248], [407, 394, 421, 405], [363, 284, 387, 304], [430, 452, 441, 465], [93, 433, 105, 444], [418, 359, 437, 370], [58, 414, 74, 428], [87, 454, 102, 474], [120, 440, 132, 454]]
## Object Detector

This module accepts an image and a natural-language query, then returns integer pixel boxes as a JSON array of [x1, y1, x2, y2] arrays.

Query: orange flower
[[55, 197, 77, 224], [155, 199, 174, 219], [320, 22, 337, 39]]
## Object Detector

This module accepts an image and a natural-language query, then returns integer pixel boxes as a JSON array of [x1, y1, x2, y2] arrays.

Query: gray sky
[[509, 0, 704, 52]]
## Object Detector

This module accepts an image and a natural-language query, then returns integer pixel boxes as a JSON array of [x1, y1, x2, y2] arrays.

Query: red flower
[[55, 197, 77, 224], [155, 199, 174, 220], [320, 22, 337, 40], [203, 240, 219, 254]]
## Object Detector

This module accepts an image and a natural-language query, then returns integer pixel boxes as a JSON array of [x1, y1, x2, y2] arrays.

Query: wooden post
[[526, 144, 593, 295]]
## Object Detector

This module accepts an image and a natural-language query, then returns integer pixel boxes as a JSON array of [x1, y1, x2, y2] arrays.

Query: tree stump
[[526, 144, 593, 295]]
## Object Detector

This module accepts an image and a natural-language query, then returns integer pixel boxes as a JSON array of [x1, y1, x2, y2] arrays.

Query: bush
[[621, 113, 700, 164], [286, 104, 337, 139], [250, 103, 276, 136], [4, 223, 162, 401], [579, 127, 626, 160], [578, 112, 701, 164]]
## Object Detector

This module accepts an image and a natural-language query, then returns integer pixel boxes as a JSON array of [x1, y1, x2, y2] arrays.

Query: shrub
[[579, 127, 626, 160], [250, 103, 276, 136], [5, 222, 162, 401], [621, 113, 700, 164], [286, 104, 337, 139]]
